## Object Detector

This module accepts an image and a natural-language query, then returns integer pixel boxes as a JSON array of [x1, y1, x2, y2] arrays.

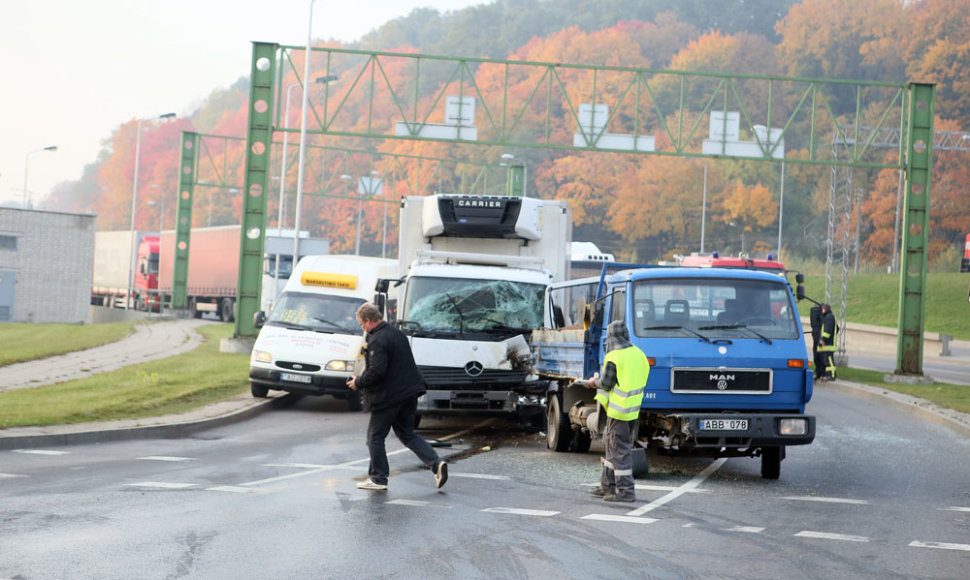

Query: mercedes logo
[[464, 361, 484, 377]]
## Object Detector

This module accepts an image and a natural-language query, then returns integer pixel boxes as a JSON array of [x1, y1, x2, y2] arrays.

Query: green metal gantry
[[239, 42, 933, 377]]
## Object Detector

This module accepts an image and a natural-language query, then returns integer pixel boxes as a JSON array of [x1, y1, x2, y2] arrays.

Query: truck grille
[[419, 366, 527, 390], [671, 368, 772, 394]]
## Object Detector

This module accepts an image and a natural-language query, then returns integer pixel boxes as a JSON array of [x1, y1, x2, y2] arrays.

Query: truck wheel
[[546, 392, 572, 452], [346, 390, 363, 412], [251, 382, 269, 398], [761, 446, 783, 479], [220, 298, 235, 323]]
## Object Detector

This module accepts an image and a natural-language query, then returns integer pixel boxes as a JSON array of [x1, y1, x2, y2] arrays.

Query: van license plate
[[700, 419, 748, 431], [281, 372, 312, 384]]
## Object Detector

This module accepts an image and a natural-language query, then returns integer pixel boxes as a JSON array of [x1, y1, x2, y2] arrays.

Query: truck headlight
[[779, 418, 807, 436], [253, 350, 273, 363], [325, 360, 355, 372]]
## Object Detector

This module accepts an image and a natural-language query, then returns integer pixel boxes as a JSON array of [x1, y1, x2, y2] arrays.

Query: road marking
[[795, 531, 869, 543], [11, 449, 69, 455], [243, 446, 424, 487], [727, 526, 765, 533], [782, 496, 869, 505], [636, 484, 711, 493], [452, 473, 510, 480], [483, 507, 560, 517], [125, 482, 196, 489], [582, 514, 657, 524], [262, 463, 342, 469], [138, 456, 194, 462], [940, 506, 970, 513], [0, 473, 26, 478], [625, 458, 727, 517], [909, 541, 970, 552], [207, 486, 254, 493], [388, 499, 430, 507]]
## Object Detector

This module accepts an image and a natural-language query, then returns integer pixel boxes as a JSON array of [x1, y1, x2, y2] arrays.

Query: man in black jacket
[[347, 302, 447, 491]]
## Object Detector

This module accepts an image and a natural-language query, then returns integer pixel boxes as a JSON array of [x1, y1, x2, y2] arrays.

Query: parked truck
[[249, 254, 398, 409], [91, 230, 159, 310], [393, 194, 571, 424], [532, 266, 816, 479], [157, 226, 329, 321]]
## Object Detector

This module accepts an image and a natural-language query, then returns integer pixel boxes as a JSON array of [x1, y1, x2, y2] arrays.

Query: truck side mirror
[[795, 272, 805, 284], [253, 310, 266, 329], [796, 284, 805, 301], [375, 279, 390, 293]]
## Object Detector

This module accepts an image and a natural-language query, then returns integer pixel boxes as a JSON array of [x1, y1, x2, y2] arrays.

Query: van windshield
[[402, 276, 545, 335], [268, 291, 363, 334], [630, 277, 799, 340]]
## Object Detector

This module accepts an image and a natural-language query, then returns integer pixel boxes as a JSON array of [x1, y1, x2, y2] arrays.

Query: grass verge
[[835, 367, 970, 415], [0, 320, 142, 367], [0, 324, 249, 429]]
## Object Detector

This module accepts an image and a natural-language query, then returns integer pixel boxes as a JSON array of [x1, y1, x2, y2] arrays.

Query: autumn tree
[[718, 181, 777, 253]]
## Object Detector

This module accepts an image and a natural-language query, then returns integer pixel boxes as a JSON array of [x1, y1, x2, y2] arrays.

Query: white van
[[249, 255, 399, 410]]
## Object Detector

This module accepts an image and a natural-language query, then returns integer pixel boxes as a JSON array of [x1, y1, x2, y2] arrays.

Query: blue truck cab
[[532, 266, 816, 479]]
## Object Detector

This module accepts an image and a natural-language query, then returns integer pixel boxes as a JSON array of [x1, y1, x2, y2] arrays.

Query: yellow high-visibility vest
[[595, 345, 649, 421]]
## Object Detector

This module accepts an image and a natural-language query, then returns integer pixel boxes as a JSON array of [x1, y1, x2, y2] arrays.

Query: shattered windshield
[[402, 276, 546, 334], [267, 291, 363, 334], [630, 277, 799, 340]]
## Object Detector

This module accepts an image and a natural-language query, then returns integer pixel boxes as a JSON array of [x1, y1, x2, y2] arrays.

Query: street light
[[500, 153, 527, 197], [23, 145, 57, 208], [126, 112, 176, 310]]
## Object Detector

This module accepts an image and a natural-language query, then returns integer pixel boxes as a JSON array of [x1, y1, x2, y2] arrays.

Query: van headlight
[[325, 360, 355, 372], [253, 350, 273, 363], [779, 418, 808, 436]]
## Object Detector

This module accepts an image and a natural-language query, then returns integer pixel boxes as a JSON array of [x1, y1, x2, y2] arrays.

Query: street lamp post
[[126, 113, 175, 310], [23, 145, 57, 208], [500, 153, 527, 197]]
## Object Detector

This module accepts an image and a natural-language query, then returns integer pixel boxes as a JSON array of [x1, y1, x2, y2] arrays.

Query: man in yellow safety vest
[[587, 321, 649, 502]]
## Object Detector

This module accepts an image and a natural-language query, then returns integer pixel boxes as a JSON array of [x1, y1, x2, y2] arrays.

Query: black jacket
[[356, 321, 427, 411]]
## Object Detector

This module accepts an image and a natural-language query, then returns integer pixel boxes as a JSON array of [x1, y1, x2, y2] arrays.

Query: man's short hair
[[356, 302, 383, 323]]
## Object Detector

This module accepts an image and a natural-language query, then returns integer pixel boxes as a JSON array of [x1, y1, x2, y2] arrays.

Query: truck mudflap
[[647, 413, 816, 452]]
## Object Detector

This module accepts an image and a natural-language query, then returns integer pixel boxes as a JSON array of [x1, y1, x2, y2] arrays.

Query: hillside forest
[[44, 0, 970, 269]]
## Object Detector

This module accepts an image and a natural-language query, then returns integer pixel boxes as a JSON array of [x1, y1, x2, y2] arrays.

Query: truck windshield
[[267, 291, 362, 334], [264, 255, 293, 279], [403, 277, 545, 334], [630, 277, 799, 340]]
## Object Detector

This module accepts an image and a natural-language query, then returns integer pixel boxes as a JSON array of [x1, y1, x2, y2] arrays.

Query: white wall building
[[0, 207, 96, 323]]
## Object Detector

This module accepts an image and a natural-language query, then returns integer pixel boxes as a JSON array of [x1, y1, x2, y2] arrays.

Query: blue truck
[[532, 266, 816, 479]]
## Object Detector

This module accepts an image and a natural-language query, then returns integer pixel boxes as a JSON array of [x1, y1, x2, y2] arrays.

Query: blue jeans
[[366, 396, 439, 485]]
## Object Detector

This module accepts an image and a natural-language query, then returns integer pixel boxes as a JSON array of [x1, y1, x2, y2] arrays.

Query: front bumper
[[656, 413, 816, 450], [249, 367, 355, 398]]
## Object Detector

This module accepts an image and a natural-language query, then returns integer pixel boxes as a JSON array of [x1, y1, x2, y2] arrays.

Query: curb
[[0, 394, 296, 451], [821, 379, 970, 440]]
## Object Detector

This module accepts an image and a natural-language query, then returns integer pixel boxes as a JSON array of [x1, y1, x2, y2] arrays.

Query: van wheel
[[546, 392, 572, 452], [761, 446, 783, 479], [251, 383, 269, 398]]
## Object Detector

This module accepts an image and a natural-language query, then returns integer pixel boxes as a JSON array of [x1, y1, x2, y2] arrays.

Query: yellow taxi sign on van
[[301, 271, 358, 289]]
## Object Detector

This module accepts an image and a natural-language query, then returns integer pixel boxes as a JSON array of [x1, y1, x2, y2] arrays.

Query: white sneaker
[[434, 461, 448, 489], [356, 479, 387, 491]]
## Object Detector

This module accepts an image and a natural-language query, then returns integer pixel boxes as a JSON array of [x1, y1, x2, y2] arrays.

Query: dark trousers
[[366, 396, 439, 485], [600, 417, 635, 498]]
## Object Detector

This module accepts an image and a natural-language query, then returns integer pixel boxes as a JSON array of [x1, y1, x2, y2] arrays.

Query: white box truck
[[395, 194, 571, 425], [249, 254, 398, 410]]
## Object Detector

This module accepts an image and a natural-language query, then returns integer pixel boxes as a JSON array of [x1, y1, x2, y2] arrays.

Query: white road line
[[207, 486, 255, 493], [0, 473, 26, 479], [11, 449, 69, 455], [909, 541, 970, 552], [625, 458, 727, 517], [137, 456, 194, 462], [782, 496, 869, 505], [727, 526, 765, 533], [940, 506, 970, 513], [125, 482, 197, 489], [241, 449, 407, 487], [388, 499, 430, 506], [262, 463, 336, 469], [452, 473, 510, 480], [582, 482, 710, 493], [795, 531, 869, 543], [482, 507, 560, 517], [582, 514, 657, 524]]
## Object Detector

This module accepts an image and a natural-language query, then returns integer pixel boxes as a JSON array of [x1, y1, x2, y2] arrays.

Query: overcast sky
[[0, 0, 484, 208]]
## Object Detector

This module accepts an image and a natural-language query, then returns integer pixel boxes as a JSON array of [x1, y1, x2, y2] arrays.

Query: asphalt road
[[2, 387, 969, 579]]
